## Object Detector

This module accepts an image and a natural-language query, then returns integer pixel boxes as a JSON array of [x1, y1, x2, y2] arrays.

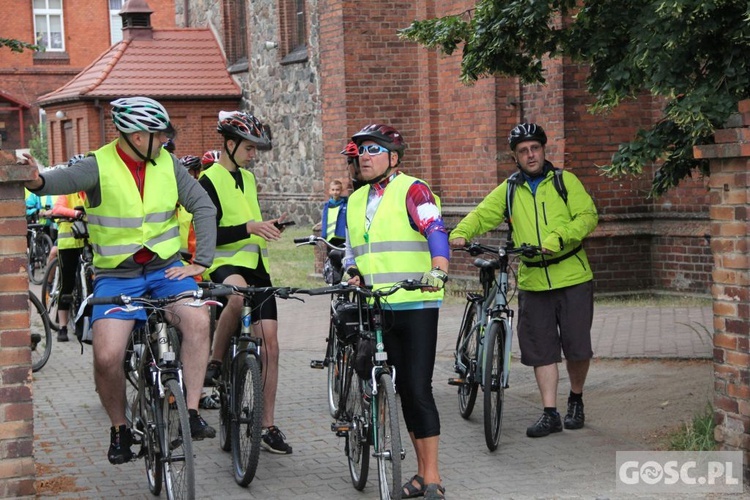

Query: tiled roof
[[38, 29, 241, 105], [0, 89, 31, 108]]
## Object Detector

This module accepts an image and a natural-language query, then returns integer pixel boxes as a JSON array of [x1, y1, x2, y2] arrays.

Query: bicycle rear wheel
[[375, 373, 402, 500], [231, 355, 263, 487], [327, 320, 342, 417], [162, 378, 195, 499], [28, 233, 52, 285], [41, 257, 61, 331], [346, 372, 369, 491], [29, 291, 52, 372], [456, 303, 480, 419], [483, 321, 505, 451]]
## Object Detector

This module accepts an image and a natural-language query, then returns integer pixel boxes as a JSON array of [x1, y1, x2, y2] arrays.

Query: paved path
[[32, 297, 717, 499]]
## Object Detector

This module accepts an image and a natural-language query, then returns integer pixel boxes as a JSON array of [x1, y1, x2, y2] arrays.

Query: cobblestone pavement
[[32, 297, 721, 499]]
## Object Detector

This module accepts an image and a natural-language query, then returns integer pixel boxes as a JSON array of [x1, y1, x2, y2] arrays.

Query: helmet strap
[[365, 152, 399, 185], [224, 137, 244, 169], [122, 132, 158, 166]]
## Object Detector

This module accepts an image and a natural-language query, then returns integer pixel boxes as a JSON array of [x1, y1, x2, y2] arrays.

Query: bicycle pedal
[[447, 377, 465, 386], [331, 422, 351, 433], [310, 360, 325, 369]]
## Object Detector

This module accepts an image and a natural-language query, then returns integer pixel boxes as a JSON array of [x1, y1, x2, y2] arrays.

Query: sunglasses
[[358, 144, 390, 156]]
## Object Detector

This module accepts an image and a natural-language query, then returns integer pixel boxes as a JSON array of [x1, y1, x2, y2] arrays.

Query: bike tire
[[483, 321, 505, 452], [218, 349, 233, 452], [231, 355, 263, 487], [375, 373, 402, 500], [144, 384, 163, 496], [456, 303, 480, 419], [41, 257, 61, 331], [29, 291, 52, 372], [28, 233, 52, 285], [327, 319, 342, 418], [346, 370, 369, 491], [162, 378, 196, 500]]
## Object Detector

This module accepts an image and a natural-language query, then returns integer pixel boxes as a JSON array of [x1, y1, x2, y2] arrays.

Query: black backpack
[[504, 168, 568, 224]]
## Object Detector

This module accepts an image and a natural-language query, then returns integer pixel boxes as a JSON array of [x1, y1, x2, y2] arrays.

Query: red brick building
[[0, 0, 176, 154]]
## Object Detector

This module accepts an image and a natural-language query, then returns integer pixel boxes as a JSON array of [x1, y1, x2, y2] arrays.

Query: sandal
[[402, 474, 425, 498], [424, 483, 446, 500]]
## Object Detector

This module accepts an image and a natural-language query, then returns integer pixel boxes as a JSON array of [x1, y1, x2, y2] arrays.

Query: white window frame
[[109, 0, 123, 45], [33, 0, 66, 52]]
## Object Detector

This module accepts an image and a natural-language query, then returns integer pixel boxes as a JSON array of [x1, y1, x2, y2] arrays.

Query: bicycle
[[298, 279, 427, 500], [41, 214, 93, 334], [201, 282, 298, 487], [293, 234, 350, 418], [449, 240, 542, 451], [87, 287, 229, 500], [27, 220, 54, 285], [29, 290, 52, 372]]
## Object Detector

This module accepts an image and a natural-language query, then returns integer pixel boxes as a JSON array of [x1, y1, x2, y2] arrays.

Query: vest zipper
[[532, 192, 553, 289]]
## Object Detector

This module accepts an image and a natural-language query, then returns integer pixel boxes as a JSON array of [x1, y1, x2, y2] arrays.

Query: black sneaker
[[189, 410, 216, 440], [526, 411, 563, 438], [564, 399, 585, 429], [108, 425, 134, 465], [57, 328, 69, 342], [261, 425, 293, 454], [199, 393, 220, 410], [203, 360, 222, 386]]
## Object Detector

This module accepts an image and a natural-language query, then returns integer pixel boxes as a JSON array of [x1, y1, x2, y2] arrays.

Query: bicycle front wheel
[[218, 349, 233, 452], [375, 373, 402, 500], [345, 366, 369, 490], [28, 234, 52, 284], [162, 378, 196, 499], [456, 303, 480, 419], [143, 385, 163, 496], [483, 321, 506, 451], [327, 320, 342, 417], [41, 257, 61, 331], [231, 355, 263, 487], [29, 291, 52, 372]]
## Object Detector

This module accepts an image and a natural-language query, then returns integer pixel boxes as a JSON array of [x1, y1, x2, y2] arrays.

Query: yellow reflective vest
[[202, 164, 269, 275], [57, 192, 86, 250], [347, 173, 443, 305], [87, 140, 180, 269]]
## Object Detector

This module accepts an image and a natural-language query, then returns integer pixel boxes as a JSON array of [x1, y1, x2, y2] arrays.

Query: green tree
[[400, 0, 750, 196], [0, 38, 40, 53], [29, 124, 49, 168]]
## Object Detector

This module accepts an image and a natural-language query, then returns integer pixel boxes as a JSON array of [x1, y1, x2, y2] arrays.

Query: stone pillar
[[0, 151, 36, 497], [693, 100, 750, 480]]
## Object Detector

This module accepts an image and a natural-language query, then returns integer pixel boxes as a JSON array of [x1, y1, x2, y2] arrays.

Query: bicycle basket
[[333, 300, 360, 345], [71, 220, 88, 239]]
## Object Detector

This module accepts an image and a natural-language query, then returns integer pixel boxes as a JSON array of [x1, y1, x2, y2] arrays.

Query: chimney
[[120, 0, 154, 41]]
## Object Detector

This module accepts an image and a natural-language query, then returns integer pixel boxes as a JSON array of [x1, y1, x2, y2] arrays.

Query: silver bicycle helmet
[[110, 97, 174, 134]]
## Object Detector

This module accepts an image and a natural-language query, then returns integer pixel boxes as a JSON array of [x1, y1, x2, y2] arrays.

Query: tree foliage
[[0, 38, 40, 53], [29, 124, 49, 168], [400, 0, 750, 197]]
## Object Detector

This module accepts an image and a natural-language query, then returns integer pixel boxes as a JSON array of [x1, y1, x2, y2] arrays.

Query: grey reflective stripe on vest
[[367, 271, 423, 285], [352, 241, 429, 258], [57, 230, 74, 239], [214, 243, 268, 259], [146, 226, 180, 247], [145, 210, 177, 224], [92, 241, 143, 256], [87, 213, 142, 229]]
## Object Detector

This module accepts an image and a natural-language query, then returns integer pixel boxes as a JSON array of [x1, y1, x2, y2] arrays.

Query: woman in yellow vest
[[199, 111, 293, 454], [343, 124, 450, 500]]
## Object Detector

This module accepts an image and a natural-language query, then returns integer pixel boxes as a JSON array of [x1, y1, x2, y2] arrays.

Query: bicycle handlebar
[[455, 242, 544, 259], [293, 234, 345, 252], [87, 286, 234, 307], [296, 279, 429, 299]]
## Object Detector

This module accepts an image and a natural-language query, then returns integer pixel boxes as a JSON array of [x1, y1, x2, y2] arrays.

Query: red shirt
[[116, 144, 156, 264]]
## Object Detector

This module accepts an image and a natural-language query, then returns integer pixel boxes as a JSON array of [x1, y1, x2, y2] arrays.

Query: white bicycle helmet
[[110, 97, 174, 134]]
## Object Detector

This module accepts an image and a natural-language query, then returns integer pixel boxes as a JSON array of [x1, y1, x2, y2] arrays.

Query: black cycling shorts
[[209, 264, 278, 322], [517, 280, 594, 366]]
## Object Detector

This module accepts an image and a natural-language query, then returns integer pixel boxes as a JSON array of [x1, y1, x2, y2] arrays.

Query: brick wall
[[694, 102, 750, 479], [0, 151, 36, 497]]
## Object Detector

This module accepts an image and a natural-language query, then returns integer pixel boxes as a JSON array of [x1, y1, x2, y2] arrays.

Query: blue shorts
[[91, 262, 199, 324]]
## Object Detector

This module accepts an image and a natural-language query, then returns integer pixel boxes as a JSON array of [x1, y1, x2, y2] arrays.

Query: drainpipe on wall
[[183, 0, 190, 26], [94, 99, 105, 146]]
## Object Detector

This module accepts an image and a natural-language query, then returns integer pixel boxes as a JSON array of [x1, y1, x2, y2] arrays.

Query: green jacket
[[451, 167, 598, 291]]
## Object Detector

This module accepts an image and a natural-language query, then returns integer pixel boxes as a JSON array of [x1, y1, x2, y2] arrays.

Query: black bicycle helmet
[[508, 123, 547, 151], [351, 124, 406, 159], [216, 111, 272, 151], [67, 153, 87, 167], [179, 155, 202, 172]]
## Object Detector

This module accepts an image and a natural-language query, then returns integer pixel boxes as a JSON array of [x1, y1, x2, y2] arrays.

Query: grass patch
[[666, 404, 717, 451], [595, 292, 711, 308], [267, 225, 328, 289]]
